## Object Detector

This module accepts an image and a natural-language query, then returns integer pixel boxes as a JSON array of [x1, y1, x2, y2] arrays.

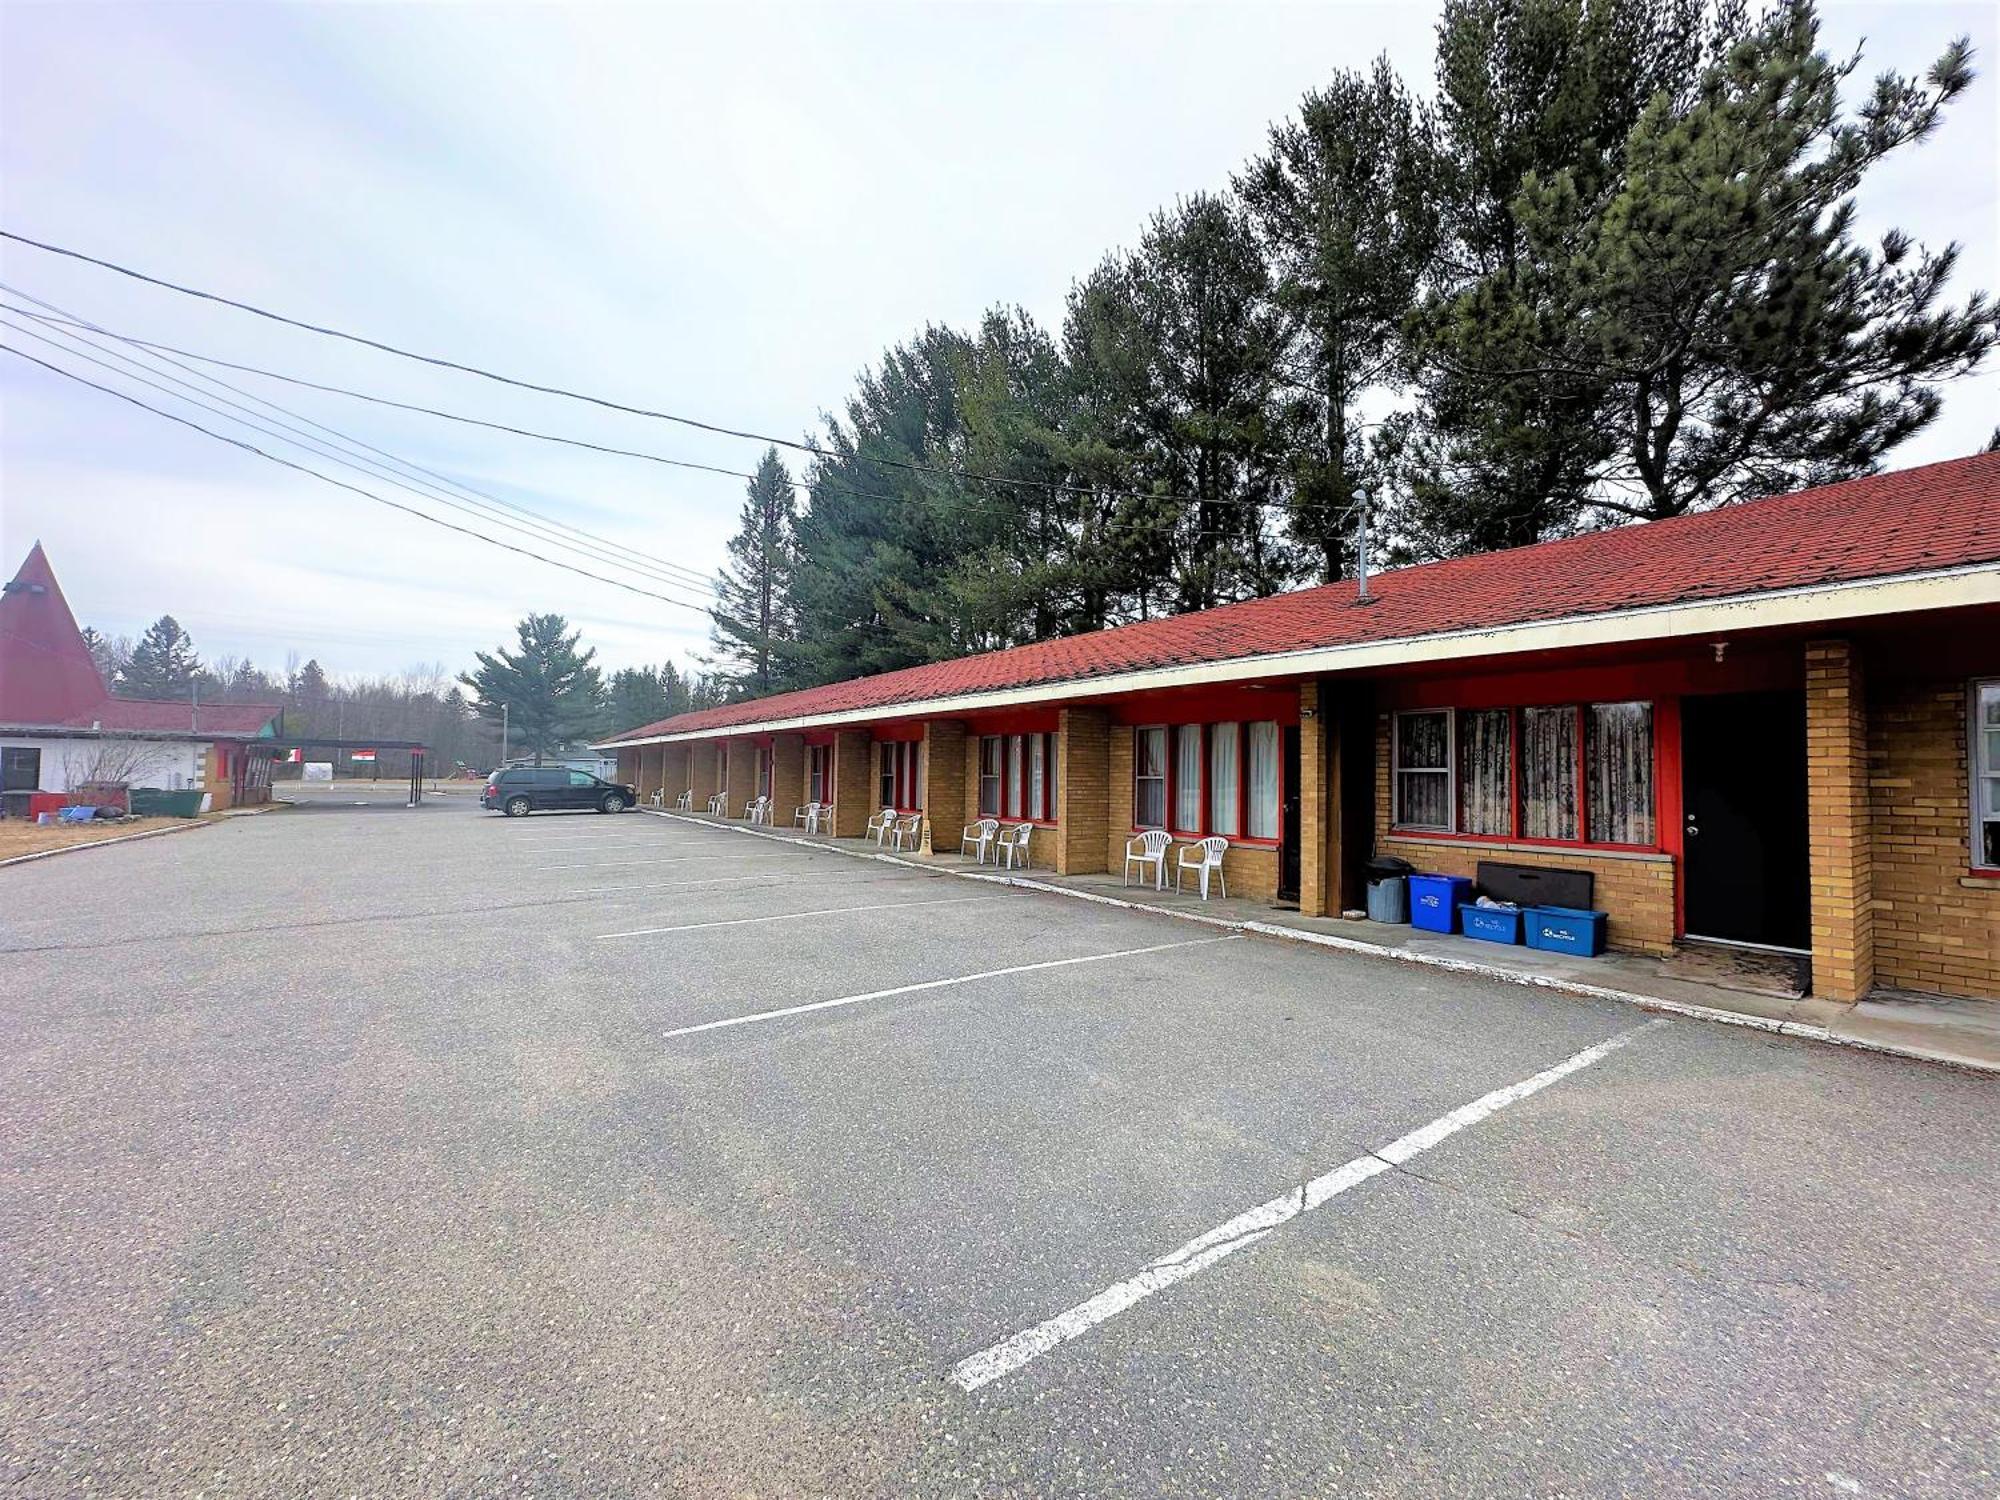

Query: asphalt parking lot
[[3, 792, 1996, 1497]]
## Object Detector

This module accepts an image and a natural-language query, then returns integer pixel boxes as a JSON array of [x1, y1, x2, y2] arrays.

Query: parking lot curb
[[638, 809, 1993, 1075], [0, 817, 212, 869]]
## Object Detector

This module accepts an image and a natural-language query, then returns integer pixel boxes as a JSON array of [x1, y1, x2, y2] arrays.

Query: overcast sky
[[2, 1, 1994, 682]]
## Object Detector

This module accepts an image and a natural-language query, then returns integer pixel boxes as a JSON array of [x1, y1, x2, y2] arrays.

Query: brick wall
[[1371, 713, 1676, 956], [1805, 640, 1874, 999], [832, 731, 872, 837], [1061, 708, 1110, 874], [723, 740, 756, 815], [772, 734, 805, 820], [663, 744, 690, 803], [924, 720, 969, 852], [1868, 672, 2000, 999], [689, 743, 720, 808], [1095, 719, 1281, 901], [616, 748, 640, 790]]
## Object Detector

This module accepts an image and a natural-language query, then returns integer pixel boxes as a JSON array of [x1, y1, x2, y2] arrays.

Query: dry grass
[[0, 815, 204, 862]]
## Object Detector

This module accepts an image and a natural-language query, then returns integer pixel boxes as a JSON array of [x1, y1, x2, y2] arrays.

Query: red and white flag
[[349, 749, 377, 763]]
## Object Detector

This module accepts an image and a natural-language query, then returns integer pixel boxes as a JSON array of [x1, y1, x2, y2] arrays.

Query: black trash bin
[[1363, 855, 1416, 924]]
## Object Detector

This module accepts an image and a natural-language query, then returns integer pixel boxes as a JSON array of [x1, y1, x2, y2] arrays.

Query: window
[[567, 769, 596, 787], [1586, 702, 1654, 846], [1, 746, 39, 793], [879, 743, 896, 810], [1246, 722, 1279, 840], [879, 741, 920, 810], [1135, 727, 1168, 828], [1029, 734, 1045, 819], [1135, 720, 1281, 840], [1520, 706, 1578, 840], [1457, 709, 1512, 836], [978, 736, 1004, 817], [1975, 680, 2000, 868], [808, 745, 829, 803], [1005, 735, 1024, 818], [1393, 701, 1656, 847], [1174, 724, 1202, 831], [1209, 723, 1241, 836], [1394, 710, 1452, 831]]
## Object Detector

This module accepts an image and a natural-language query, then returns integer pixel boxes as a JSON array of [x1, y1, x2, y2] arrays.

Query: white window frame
[[1392, 709, 1455, 832], [1134, 726, 1168, 830], [1973, 678, 2000, 871]]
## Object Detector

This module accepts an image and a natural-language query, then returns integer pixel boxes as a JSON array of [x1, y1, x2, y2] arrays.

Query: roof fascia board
[[596, 562, 1998, 748]]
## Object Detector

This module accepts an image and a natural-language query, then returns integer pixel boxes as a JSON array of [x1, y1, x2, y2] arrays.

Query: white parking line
[[659, 934, 1242, 1040], [535, 853, 788, 870], [948, 1017, 1670, 1393], [599, 894, 1001, 940]]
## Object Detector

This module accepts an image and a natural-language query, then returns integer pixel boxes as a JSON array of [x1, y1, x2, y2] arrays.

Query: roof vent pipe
[[1354, 488, 1374, 604]]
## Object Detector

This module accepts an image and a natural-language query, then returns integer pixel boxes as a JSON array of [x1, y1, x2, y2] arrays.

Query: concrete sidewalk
[[665, 810, 2000, 1074]]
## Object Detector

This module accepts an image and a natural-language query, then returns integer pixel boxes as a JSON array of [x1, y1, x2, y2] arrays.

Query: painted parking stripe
[[659, 934, 1241, 1040], [599, 894, 1001, 940], [949, 1017, 1670, 1393]]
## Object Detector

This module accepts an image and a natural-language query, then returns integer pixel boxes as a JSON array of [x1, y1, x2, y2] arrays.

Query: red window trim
[[976, 732, 1057, 822]]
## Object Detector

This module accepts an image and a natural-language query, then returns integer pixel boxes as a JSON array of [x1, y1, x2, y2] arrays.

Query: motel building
[[600, 455, 2000, 1007]]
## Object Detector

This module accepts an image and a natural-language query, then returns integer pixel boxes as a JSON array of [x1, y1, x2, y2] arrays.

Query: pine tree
[[117, 615, 203, 700], [458, 614, 606, 761], [78, 627, 130, 685], [710, 449, 798, 698], [605, 663, 689, 734]]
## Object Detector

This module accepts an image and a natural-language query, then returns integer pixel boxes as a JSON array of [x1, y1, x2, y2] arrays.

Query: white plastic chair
[[792, 802, 816, 829], [706, 792, 728, 815], [997, 822, 1033, 870], [809, 802, 833, 835], [649, 787, 665, 808], [890, 813, 924, 852], [1123, 829, 1171, 890], [961, 817, 1000, 864], [743, 795, 770, 824], [673, 790, 692, 812], [866, 806, 897, 846], [1175, 835, 1230, 900]]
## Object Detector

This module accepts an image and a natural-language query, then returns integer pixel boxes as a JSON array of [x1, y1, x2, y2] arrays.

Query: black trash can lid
[[1364, 855, 1416, 878]]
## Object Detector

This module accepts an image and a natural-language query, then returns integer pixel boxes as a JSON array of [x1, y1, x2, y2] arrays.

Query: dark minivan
[[481, 765, 636, 817]]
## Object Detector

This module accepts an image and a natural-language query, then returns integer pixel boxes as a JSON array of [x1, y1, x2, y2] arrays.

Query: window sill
[[1384, 831, 1671, 864], [1961, 871, 2000, 891]]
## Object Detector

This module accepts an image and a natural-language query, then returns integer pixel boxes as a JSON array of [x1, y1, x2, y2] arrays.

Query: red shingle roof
[[611, 453, 2000, 741]]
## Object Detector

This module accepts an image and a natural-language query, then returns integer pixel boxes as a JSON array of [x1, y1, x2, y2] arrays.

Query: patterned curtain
[[1394, 710, 1450, 829], [1522, 707, 1578, 840], [1456, 709, 1511, 836], [1209, 723, 1241, 836], [1175, 725, 1202, 831], [1247, 722, 1279, 839], [1586, 702, 1654, 845]]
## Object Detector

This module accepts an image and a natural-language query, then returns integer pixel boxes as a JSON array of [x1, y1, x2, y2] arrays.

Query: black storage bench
[[1475, 860, 1594, 912]]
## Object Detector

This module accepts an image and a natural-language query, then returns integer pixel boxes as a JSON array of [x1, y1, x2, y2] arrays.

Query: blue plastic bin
[[1525, 905, 1608, 957], [1460, 905, 1522, 945], [1407, 874, 1472, 933]]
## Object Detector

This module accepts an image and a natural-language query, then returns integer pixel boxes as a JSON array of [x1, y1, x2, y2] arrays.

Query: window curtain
[[1394, 710, 1450, 829], [1005, 736, 1023, 817], [979, 736, 1002, 816], [1457, 709, 1512, 836], [1046, 733, 1059, 821], [1980, 683, 2000, 867], [1135, 727, 1167, 827], [1209, 723, 1241, 836], [1247, 722, 1278, 839], [1174, 724, 1202, 830], [1029, 734, 1045, 819], [879, 745, 895, 810], [1586, 702, 1654, 845], [1521, 707, 1578, 840]]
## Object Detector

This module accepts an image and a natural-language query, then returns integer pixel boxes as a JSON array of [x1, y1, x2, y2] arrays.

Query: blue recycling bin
[[1408, 874, 1472, 933], [1525, 905, 1608, 957], [1460, 905, 1523, 945]]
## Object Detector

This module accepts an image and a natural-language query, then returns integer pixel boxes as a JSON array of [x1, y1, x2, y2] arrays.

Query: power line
[[0, 295, 1303, 551], [0, 228, 1350, 518], [1, 315, 723, 610], [0, 289, 720, 597], [0, 342, 722, 619]]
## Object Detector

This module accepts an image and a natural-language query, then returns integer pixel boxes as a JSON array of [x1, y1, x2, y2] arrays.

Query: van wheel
[[600, 793, 627, 814], [504, 796, 532, 817]]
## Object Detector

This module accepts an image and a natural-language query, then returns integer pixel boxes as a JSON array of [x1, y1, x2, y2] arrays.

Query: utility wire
[[0, 288, 719, 597], [1, 295, 1300, 551], [1, 315, 722, 609], [0, 343, 721, 619], [0, 228, 1352, 519]]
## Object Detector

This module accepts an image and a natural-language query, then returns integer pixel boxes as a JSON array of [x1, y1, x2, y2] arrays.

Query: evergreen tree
[[1237, 57, 1438, 579], [605, 663, 689, 734], [1420, 0, 1992, 527], [78, 626, 130, 685], [710, 448, 799, 698], [117, 615, 203, 699], [458, 613, 606, 761], [289, 658, 331, 704]]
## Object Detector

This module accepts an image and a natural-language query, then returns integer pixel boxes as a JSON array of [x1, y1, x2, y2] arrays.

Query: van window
[[568, 770, 596, 787]]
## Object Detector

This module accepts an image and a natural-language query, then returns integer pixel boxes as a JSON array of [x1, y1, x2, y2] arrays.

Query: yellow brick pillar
[[1299, 681, 1334, 918], [1056, 707, 1110, 875], [923, 720, 969, 851], [771, 734, 805, 822], [722, 739, 757, 816], [662, 744, 689, 804], [616, 748, 641, 791], [832, 730, 872, 837], [689, 741, 721, 810], [1806, 639, 1875, 1001]]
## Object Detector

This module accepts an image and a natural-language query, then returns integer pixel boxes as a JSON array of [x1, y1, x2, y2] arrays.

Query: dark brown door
[[1681, 691, 1810, 950], [1278, 725, 1302, 902]]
